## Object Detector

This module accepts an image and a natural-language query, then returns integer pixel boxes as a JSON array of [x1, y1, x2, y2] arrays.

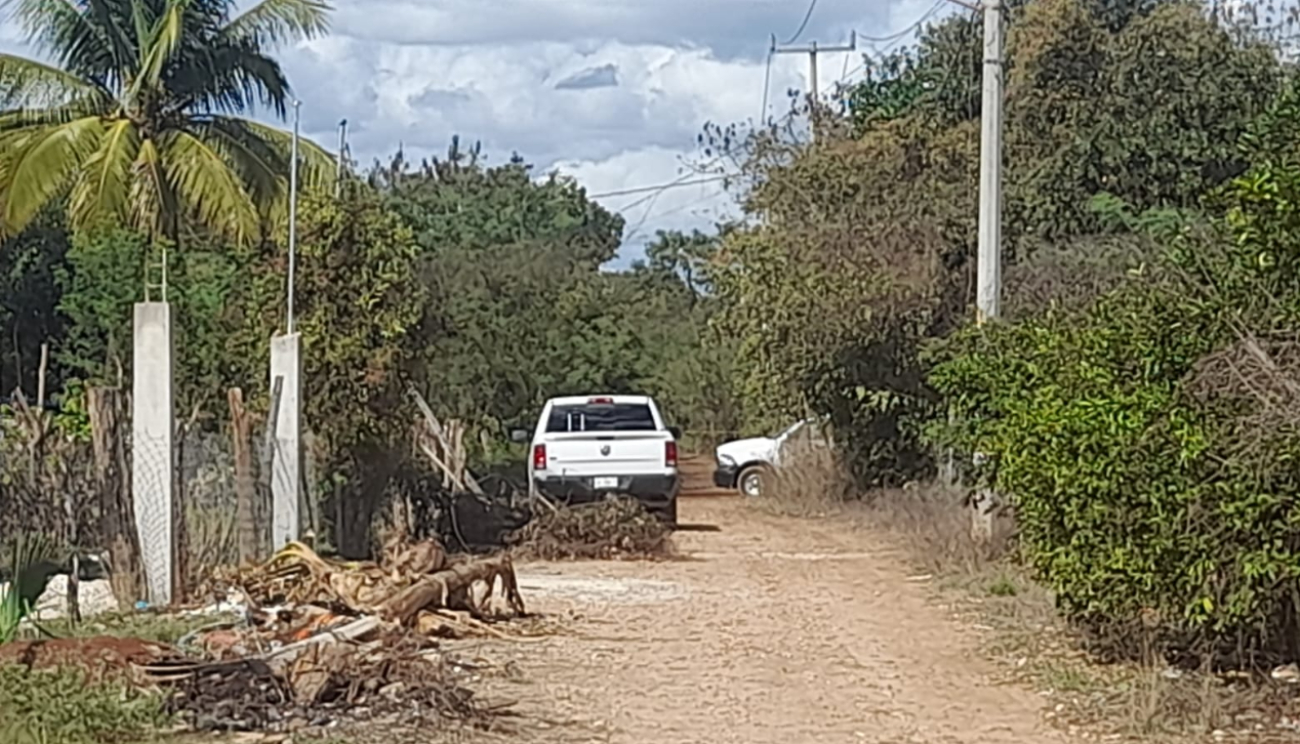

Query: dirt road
[[460, 497, 1064, 744]]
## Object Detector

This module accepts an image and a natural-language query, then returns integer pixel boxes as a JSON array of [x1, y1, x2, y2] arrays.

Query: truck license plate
[[593, 477, 619, 490]]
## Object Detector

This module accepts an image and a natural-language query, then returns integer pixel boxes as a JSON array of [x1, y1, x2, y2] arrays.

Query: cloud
[[0, 0, 957, 265], [555, 63, 619, 90]]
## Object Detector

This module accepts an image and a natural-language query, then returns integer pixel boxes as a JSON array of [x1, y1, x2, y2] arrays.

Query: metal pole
[[288, 100, 300, 334], [975, 0, 1003, 324], [335, 118, 347, 199]]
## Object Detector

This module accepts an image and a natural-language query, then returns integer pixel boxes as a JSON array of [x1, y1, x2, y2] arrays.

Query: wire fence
[[0, 387, 323, 605]]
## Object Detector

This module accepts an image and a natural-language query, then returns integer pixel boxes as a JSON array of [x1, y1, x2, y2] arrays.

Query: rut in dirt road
[[459, 498, 1064, 744]]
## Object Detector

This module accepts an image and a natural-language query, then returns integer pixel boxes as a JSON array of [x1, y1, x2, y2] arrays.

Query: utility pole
[[335, 118, 348, 199], [288, 100, 300, 334], [772, 31, 856, 140], [975, 0, 1003, 325], [970, 0, 1004, 544]]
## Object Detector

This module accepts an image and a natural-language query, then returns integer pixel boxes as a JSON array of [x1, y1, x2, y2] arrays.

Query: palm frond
[[0, 53, 113, 110], [0, 99, 110, 133], [166, 41, 292, 118], [131, 0, 189, 99], [222, 0, 332, 47], [160, 128, 261, 243], [239, 117, 335, 192], [83, 0, 140, 80], [65, 118, 140, 234], [195, 115, 290, 212], [129, 136, 176, 238], [0, 116, 105, 237]]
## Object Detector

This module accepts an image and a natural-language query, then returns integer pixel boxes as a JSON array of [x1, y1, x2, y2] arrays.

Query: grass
[[35, 609, 238, 645], [751, 442, 852, 518], [846, 480, 1300, 743], [0, 664, 168, 744]]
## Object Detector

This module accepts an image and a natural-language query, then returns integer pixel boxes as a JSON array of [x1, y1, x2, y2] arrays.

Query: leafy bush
[[0, 665, 167, 744], [927, 161, 1300, 662]]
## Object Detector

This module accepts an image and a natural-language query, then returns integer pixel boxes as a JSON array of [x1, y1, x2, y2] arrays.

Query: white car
[[516, 395, 681, 524], [713, 418, 829, 497]]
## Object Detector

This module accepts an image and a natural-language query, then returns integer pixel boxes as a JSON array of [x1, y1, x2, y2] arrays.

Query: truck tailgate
[[542, 431, 670, 475]]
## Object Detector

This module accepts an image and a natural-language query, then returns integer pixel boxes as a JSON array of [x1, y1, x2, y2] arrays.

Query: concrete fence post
[[131, 302, 174, 606]]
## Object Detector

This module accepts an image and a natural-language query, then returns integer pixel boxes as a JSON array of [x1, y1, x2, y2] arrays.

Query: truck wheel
[[738, 466, 767, 498]]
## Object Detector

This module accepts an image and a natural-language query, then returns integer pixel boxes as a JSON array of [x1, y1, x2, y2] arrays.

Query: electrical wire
[[857, 0, 948, 44], [588, 174, 730, 200], [760, 45, 774, 124], [593, 0, 960, 235], [781, 0, 819, 45]]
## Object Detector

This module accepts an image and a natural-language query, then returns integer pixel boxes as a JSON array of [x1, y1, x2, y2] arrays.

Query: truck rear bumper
[[534, 474, 679, 510]]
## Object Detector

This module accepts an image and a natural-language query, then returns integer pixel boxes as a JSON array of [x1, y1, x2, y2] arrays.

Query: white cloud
[[0, 0, 953, 264]]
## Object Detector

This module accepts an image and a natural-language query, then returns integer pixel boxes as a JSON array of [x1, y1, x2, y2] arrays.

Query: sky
[[0, 0, 958, 268]]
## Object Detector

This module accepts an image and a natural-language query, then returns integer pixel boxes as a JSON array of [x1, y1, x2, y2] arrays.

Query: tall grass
[[0, 533, 58, 643]]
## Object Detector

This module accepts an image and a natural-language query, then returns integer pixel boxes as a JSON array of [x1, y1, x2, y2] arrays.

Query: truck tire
[[737, 465, 768, 498]]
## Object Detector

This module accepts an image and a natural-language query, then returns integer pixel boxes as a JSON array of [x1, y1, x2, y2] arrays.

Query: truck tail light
[[533, 444, 547, 471], [665, 440, 678, 468]]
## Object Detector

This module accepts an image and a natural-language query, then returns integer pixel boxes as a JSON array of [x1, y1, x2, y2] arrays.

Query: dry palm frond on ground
[[509, 498, 674, 560]]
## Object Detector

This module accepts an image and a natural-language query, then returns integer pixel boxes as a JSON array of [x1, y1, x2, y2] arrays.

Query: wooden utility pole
[[772, 32, 856, 140]]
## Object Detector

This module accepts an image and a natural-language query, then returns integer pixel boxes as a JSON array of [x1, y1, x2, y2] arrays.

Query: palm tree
[[0, 0, 335, 244]]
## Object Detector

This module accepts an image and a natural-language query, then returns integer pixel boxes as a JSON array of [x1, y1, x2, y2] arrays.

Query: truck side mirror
[[510, 428, 530, 443]]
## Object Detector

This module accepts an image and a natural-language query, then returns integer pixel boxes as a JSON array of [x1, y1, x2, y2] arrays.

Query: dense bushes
[[928, 157, 1300, 661]]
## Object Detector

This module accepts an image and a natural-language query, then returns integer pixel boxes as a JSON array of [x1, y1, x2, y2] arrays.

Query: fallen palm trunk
[[379, 554, 525, 623]]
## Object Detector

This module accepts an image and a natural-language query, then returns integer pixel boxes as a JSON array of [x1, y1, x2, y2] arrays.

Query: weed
[[0, 533, 59, 643], [754, 441, 851, 518], [38, 610, 237, 645], [0, 664, 167, 744], [987, 574, 1019, 597]]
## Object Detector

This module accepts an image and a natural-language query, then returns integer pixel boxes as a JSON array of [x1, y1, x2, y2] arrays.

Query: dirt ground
[[452, 497, 1066, 744]]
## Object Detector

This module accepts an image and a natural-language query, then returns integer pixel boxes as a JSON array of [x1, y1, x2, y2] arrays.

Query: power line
[[760, 43, 774, 123], [587, 174, 730, 200], [857, 0, 948, 44], [782, 0, 820, 44]]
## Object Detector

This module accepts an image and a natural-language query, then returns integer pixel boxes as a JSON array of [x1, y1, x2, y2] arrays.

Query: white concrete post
[[270, 333, 303, 549], [131, 302, 174, 606]]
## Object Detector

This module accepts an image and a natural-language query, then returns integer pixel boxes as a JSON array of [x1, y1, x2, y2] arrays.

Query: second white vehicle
[[518, 395, 681, 524], [713, 418, 830, 498]]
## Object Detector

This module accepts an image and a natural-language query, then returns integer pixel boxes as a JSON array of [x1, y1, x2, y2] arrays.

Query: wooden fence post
[[88, 386, 145, 607], [229, 388, 257, 563]]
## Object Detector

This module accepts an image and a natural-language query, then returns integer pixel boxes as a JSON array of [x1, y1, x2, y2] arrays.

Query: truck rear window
[[545, 403, 656, 432]]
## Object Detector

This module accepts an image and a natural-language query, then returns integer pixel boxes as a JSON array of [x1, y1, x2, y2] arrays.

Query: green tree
[[0, 213, 67, 397], [0, 0, 334, 243]]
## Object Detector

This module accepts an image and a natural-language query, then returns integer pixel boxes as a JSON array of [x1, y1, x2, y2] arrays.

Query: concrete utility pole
[[772, 31, 856, 140], [975, 0, 1003, 325], [288, 100, 301, 334], [335, 118, 348, 199], [270, 100, 304, 551], [971, 0, 1004, 545]]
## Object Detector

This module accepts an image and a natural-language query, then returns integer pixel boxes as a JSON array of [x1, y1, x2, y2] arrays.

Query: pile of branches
[[509, 498, 673, 560], [148, 536, 534, 733], [161, 627, 483, 732]]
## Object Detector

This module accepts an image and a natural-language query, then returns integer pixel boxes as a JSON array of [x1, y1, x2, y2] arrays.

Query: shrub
[[0, 665, 167, 744], [927, 161, 1300, 663]]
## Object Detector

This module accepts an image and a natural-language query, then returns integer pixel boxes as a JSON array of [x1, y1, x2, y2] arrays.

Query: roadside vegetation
[[7, 0, 1300, 740]]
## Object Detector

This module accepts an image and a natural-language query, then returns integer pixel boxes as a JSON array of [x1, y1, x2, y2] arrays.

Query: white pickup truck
[[517, 395, 681, 524]]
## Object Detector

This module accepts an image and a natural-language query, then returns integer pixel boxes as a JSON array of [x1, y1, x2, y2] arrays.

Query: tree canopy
[[0, 0, 334, 243]]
